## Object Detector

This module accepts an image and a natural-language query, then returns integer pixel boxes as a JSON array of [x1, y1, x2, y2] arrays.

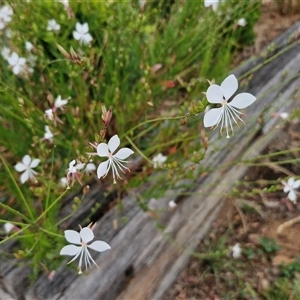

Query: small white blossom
[[152, 153, 167, 168], [203, 74, 256, 138], [57, 0, 69, 8], [1, 46, 11, 60], [14, 155, 40, 184], [168, 200, 177, 209], [66, 159, 83, 187], [54, 95, 70, 111], [274, 112, 289, 120], [7, 52, 26, 75], [47, 19, 61, 32], [73, 22, 93, 45], [45, 108, 54, 121], [232, 243, 242, 259], [60, 225, 111, 274], [43, 125, 53, 141], [96, 135, 134, 184], [59, 177, 68, 188], [0, 5, 13, 29], [282, 177, 300, 203], [25, 41, 34, 52], [204, 0, 221, 11], [237, 18, 247, 27], [4, 222, 14, 234]]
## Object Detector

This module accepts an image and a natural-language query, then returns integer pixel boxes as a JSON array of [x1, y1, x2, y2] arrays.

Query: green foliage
[[0, 0, 262, 276], [259, 237, 282, 254]]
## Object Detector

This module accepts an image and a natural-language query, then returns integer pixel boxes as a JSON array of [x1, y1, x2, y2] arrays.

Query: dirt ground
[[163, 2, 300, 300]]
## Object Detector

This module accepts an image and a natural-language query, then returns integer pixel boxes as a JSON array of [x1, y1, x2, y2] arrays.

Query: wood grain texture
[[1, 21, 300, 300]]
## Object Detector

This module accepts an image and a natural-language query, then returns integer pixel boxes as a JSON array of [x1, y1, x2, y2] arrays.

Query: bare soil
[[163, 3, 300, 300]]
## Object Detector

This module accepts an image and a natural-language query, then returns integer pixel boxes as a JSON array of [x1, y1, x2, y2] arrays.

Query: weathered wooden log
[[1, 21, 300, 300]]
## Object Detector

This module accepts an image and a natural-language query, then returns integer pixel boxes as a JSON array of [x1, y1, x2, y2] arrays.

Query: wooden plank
[[2, 21, 300, 300]]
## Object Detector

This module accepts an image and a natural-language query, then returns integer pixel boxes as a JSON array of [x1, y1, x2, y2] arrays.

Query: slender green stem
[[0, 154, 35, 220], [0, 224, 31, 246], [0, 202, 32, 224], [125, 135, 153, 165], [39, 227, 64, 239]]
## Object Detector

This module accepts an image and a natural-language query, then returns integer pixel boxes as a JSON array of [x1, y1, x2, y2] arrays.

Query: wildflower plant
[[0, 0, 262, 278]]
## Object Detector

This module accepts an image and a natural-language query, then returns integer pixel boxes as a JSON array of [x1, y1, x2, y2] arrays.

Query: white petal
[[114, 148, 134, 160], [82, 34, 93, 45], [97, 160, 109, 178], [19, 58, 26, 66], [288, 190, 297, 202], [108, 135, 120, 154], [206, 85, 223, 104], [75, 22, 83, 33], [73, 31, 81, 40], [97, 143, 109, 157], [22, 155, 31, 166], [69, 159, 76, 168], [14, 162, 26, 172], [283, 185, 290, 193], [81, 23, 89, 34], [287, 177, 295, 187], [88, 241, 111, 252], [293, 180, 300, 189], [80, 227, 94, 243], [221, 74, 238, 100], [13, 65, 20, 75], [20, 170, 29, 184], [64, 230, 81, 244], [8, 52, 18, 65], [30, 158, 40, 168], [60, 245, 81, 256], [203, 107, 223, 127], [229, 93, 256, 109]]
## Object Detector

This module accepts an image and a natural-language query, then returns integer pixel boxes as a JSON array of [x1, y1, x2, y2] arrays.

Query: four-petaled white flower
[[60, 225, 111, 274], [237, 18, 247, 27], [73, 22, 93, 45], [204, 0, 221, 11], [53, 95, 70, 112], [232, 243, 242, 259], [0, 5, 13, 29], [203, 74, 256, 138], [25, 41, 34, 52], [47, 19, 61, 32], [152, 153, 167, 168], [14, 155, 40, 184], [282, 177, 300, 203], [43, 125, 54, 142], [66, 159, 83, 188], [97, 135, 134, 184], [7, 52, 26, 75]]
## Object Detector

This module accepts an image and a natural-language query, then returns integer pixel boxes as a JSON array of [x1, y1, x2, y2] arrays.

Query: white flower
[[232, 243, 242, 259], [1, 46, 11, 60], [60, 226, 111, 274], [66, 159, 83, 187], [168, 200, 177, 209], [274, 112, 289, 120], [4, 222, 14, 234], [203, 74, 256, 138], [204, 0, 221, 11], [43, 125, 53, 141], [152, 153, 167, 168], [47, 19, 61, 32], [73, 22, 93, 45], [54, 95, 70, 111], [7, 52, 26, 75], [76, 160, 96, 175], [97, 135, 134, 184], [25, 41, 34, 52], [57, 0, 69, 8], [45, 108, 54, 121], [59, 177, 68, 188], [282, 177, 300, 203], [0, 5, 13, 29], [14, 155, 40, 184], [237, 18, 247, 27]]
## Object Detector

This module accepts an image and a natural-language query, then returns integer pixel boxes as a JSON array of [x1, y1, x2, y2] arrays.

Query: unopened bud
[[56, 44, 71, 60]]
